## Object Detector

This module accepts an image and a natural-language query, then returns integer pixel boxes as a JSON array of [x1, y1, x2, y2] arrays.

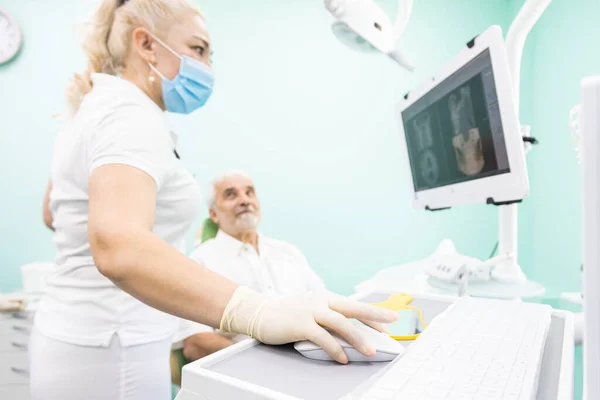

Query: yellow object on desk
[[371, 293, 414, 310], [371, 293, 427, 341]]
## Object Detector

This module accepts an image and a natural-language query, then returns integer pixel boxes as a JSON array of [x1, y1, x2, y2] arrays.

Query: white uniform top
[[35, 74, 201, 347], [173, 230, 325, 345]]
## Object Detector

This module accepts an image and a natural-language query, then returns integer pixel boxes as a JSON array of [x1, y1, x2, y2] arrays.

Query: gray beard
[[236, 213, 259, 230]]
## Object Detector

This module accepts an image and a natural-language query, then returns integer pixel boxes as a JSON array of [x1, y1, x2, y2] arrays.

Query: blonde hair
[[66, 0, 202, 113]]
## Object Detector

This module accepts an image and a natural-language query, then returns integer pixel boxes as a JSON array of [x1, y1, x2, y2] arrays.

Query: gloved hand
[[220, 286, 398, 364]]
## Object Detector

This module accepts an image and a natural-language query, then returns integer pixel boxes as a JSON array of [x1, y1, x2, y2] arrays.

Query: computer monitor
[[398, 25, 529, 210]]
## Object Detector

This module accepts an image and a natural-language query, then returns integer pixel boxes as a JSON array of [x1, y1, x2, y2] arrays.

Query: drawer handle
[[11, 325, 30, 334], [11, 342, 28, 350], [10, 312, 28, 320], [10, 367, 30, 377]]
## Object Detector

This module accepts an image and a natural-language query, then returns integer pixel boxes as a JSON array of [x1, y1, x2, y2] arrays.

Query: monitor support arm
[[492, 0, 551, 283]]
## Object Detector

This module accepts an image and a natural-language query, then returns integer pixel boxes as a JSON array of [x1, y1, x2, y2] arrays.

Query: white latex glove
[[220, 287, 398, 364]]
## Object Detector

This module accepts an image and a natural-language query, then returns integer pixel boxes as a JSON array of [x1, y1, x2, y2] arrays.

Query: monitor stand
[[422, 238, 545, 299], [492, 202, 527, 283], [424, 0, 552, 299]]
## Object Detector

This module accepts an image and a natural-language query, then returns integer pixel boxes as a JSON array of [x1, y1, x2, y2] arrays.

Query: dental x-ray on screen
[[401, 49, 510, 192]]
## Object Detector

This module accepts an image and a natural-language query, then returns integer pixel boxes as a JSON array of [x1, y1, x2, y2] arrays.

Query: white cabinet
[[0, 313, 32, 336], [0, 333, 28, 353], [0, 311, 32, 400], [0, 385, 31, 400], [0, 352, 29, 385]]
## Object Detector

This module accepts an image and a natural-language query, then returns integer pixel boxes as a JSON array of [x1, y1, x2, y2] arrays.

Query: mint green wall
[[0, 0, 92, 292], [0, 0, 511, 296]]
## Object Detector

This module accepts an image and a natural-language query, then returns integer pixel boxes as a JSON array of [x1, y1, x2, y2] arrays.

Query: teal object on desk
[[387, 309, 420, 338]]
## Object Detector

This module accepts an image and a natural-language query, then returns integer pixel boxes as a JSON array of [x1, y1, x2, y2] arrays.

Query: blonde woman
[[30, 1, 397, 399]]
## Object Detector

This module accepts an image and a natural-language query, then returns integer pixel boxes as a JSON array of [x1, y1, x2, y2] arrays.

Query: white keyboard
[[355, 297, 552, 400]]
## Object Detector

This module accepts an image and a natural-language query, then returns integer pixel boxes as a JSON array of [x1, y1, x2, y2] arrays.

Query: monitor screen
[[401, 49, 510, 192]]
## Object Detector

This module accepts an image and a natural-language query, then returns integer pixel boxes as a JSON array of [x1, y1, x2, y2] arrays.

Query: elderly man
[[172, 171, 325, 366]]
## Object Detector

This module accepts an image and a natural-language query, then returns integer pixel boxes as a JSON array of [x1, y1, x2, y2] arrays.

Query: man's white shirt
[[173, 230, 325, 345]]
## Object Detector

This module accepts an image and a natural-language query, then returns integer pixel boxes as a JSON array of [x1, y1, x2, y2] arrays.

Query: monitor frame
[[397, 25, 529, 210]]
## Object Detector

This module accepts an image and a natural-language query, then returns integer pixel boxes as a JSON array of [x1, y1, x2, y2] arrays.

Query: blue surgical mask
[[148, 34, 214, 114]]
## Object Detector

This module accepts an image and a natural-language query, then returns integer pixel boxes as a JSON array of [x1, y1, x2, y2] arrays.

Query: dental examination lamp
[[324, 0, 415, 71]]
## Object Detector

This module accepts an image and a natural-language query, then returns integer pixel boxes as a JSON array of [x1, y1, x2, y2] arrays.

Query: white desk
[[561, 292, 583, 306], [176, 291, 574, 400], [560, 292, 584, 346]]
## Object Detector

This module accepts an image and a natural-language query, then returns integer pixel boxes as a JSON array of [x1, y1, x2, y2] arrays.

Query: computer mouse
[[294, 323, 405, 362]]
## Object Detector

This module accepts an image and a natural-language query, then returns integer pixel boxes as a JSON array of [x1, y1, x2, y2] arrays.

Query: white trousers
[[29, 328, 172, 400]]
